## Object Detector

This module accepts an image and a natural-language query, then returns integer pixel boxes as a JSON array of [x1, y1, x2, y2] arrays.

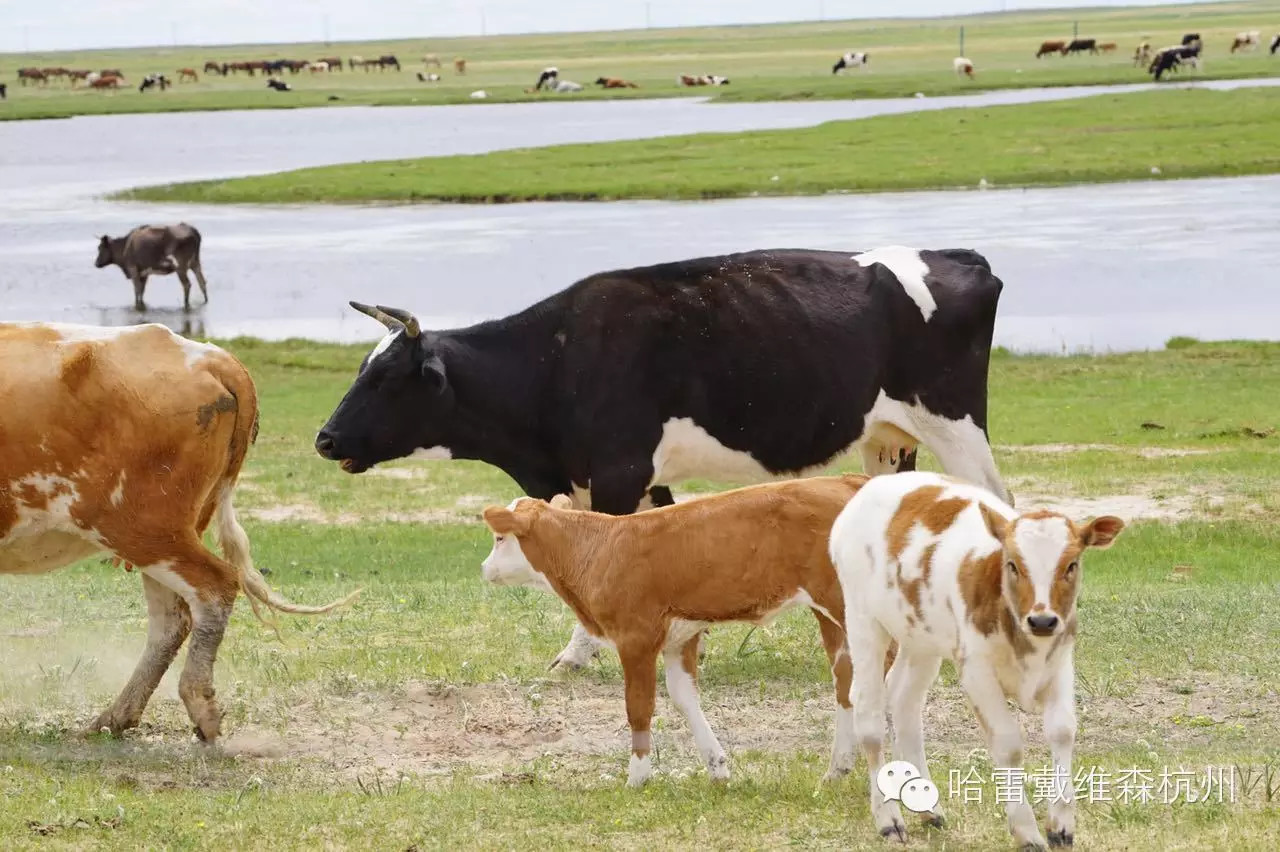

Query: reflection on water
[[93, 305, 207, 339]]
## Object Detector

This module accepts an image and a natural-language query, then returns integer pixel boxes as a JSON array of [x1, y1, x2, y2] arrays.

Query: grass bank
[[2, 338, 1278, 848], [2, 1, 1276, 121], [121, 87, 1280, 204]]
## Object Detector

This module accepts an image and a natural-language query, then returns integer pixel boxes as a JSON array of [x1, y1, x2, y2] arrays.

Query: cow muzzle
[[1026, 612, 1061, 637]]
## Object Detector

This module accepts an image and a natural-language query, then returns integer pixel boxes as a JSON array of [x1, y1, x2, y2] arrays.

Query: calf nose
[[1026, 613, 1060, 634], [314, 431, 337, 458]]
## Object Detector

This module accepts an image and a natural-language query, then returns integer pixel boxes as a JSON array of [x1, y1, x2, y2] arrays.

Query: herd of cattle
[[7, 232, 1136, 848], [1035, 29, 1278, 81]]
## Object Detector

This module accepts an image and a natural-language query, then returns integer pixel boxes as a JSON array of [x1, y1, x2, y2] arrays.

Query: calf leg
[[619, 645, 660, 787], [961, 663, 1045, 849], [849, 619, 908, 841], [815, 613, 856, 781], [1041, 659, 1077, 847], [663, 636, 728, 781], [887, 652, 945, 827], [176, 266, 194, 311], [86, 574, 191, 736], [131, 273, 148, 311]]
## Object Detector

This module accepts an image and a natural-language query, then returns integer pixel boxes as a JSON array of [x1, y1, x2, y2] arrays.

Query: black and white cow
[[315, 247, 1010, 668], [1271, 33, 1279, 55], [1150, 43, 1201, 80], [535, 66, 559, 90], [832, 52, 868, 73]]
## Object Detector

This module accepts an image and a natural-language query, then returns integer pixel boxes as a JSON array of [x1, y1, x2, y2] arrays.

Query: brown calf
[[595, 76, 638, 88], [0, 323, 358, 743], [1036, 40, 1066, 57], [482, 475, 871, 786], [89, 75, 121, 89], [178, 68, 198, 82]]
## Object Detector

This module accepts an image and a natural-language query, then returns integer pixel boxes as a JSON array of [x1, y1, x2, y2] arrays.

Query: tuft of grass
[[1166, 336, 1202, 350], [119, 87, 1280, 204]]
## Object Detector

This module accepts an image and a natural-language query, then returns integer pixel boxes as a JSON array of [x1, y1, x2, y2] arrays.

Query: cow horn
[[348, 300, 404, 333], [375, 305, 421, 338]]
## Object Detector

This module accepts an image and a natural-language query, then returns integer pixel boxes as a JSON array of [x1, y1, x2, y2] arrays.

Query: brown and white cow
[[830, 471, 1123, 849], [481, 475, 873, 786], [0, 323, 357, 743], [1230, 31, 1260, 53]]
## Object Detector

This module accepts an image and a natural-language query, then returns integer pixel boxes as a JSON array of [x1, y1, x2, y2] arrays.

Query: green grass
[[121, 86, 1280, 204], [2, 338, 1279, 848], [3, 1, 1276, 121]]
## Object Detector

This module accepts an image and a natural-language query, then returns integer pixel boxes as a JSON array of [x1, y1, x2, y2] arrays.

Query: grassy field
[[2, 1, 1276, 121], [1, 337, 1279, 849], [121, 86, 1280, 204]]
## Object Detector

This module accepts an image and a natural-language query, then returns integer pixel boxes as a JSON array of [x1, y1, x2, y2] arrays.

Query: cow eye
[[1006, 561, 1018, 576], [495, 535, 505, 544], [1065, 561, 1078, 576]]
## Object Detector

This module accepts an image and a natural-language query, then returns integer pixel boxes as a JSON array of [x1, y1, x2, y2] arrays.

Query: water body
[[2, 78, 1277, 351]]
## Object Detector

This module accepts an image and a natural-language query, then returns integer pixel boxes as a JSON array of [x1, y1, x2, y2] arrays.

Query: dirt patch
[[244, 503, 467, 525], [1002, 443, 1214, 459], [1013, 491, 1195, 521]]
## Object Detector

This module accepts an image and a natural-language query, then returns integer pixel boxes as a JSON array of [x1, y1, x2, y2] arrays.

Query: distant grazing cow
[[595, 76, 638, 88], [953, 56, 975, 77], [375, 54, 400, 71], [423, 54, 442, 68], [0, 83, 6, 99], [1133, 42, 1152, 65], [1063, 38, 1098, 55], [100, 68, 124, 80], [482, 476, 872, 786], [454, 57, 467, 74], [1150, 43, 1202, 80], [266, 78, 292, 91], [348, 55, 364, 71], [139, 73, 169, 93], [95, 224, 209, 312], [17, 67, 47, 85], [1098, 42, 1117, 52], [832, 51, 869, 73], [1181, 33, 1201, 46], [469, 89, 487, 99], [308, 61, 329, 73], [1036, 40, 1066, 57], [203, 61, 222, 75], [314, 247, 1011, 670], [831, 471, 1124, 848], [529, 78, 582, 93], [1231, 31, 1260, 52], [1272, 33, 1280, 54], [178, 68, 198, 82], [317, 56, 343, 71], [535, 66, 559, 90], [0, 322, 357, 743], [89, 75, 121, 90], [416, 71, 441, 82], [67, 69, 91, 85]]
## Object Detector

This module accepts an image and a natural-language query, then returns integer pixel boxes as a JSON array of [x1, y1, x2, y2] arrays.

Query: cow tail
[[206, 352, 360, 625]]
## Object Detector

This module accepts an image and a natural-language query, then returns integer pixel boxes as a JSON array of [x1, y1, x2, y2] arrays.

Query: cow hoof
[[1047, 829, 1073, 847], [879, 821, 907, 843], [922, 813, 946, 829]]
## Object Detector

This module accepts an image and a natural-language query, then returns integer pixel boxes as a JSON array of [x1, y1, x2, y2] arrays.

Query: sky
[[0, 1, 1202, 53]]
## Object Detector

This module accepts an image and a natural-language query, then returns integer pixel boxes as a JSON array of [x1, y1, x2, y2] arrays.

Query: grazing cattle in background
[[314, 246, 1011, 669], [0, 322, 357, 743], [68, 69, 92, 85], [203, 60, 222, 74], [1181, 33, 1201, 46], [89, 75, 121, 89], [100, 68, 124, 80], [1036, 40, 1066, 57], [18, 67, 47, 85], [595, 76, 638, 88], [178, 68, 198, 82], [348, 55, 364, 71], [308, 61, 329, 73], [454, 57, 467, 73], [376, 54, 400, 71], [416, 71, 441, 82], [1150, 44, 1201, 80], [1062, 38, 1098, 55], [831, 471, 1124, 848], [1272, 33, 1280, 54], [535, 66, 559, 90], [529, 78, 582, 93], [1098, 42, 1117, 52], [1230, 31, 1260, 52], [423, 54, 442, 67], [482, 476, 873, 786], [266, 78, 292, 91], [95, 224, 209, 311], [138, 73, 170, 93], [317, 56, 343, 70], [469, 89, 488, 99], [832, 51, 869, 73], [0, 83, 6, 99], [1133, 42, 1152, 65], [954, 56, 975, 77]]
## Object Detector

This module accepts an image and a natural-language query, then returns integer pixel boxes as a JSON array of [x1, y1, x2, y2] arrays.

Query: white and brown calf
[[481, 475, 874, 787], [830, 471, 1123, 849]]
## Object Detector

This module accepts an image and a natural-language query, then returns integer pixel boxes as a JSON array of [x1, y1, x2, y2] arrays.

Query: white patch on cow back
[[177, 336, 220, 368], [854, 245, 937, 322], [1012, 515, 1073, 606], [408, 445, 452, 461], [368, 330, 401, 365]]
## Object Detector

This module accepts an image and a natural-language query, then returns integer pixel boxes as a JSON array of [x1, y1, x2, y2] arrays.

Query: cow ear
[[482, 506, 523, 535], [549, 494, 574, 510], [1081, 515, 1125, 550], [421, 352, 447, 394]]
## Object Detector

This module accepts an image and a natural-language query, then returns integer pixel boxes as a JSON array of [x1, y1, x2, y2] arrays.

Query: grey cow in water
[[95, 223, 209, 311]]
